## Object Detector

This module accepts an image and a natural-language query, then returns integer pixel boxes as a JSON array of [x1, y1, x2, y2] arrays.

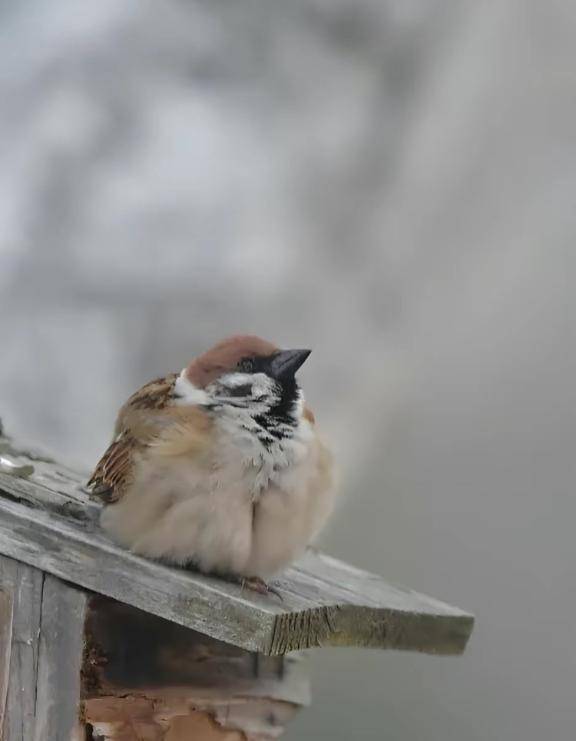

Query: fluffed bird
[[87, 335, 335, 590]]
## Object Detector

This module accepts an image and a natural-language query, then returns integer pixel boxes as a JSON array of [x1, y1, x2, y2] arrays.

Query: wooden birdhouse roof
[[0, 427, 473, 656]]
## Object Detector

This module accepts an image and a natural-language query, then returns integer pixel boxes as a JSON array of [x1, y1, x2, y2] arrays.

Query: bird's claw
[[241, 576, 284, 601]]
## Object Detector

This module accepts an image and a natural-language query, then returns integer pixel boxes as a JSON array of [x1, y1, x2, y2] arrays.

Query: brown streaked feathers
[[88, 374, 178, 502], [88, 435, 138, 503]]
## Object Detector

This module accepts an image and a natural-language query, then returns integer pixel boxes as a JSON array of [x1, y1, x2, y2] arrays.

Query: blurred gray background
[[1, 0, 575, 739]]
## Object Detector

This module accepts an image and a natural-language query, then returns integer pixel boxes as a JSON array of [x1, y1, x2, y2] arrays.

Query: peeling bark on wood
[[86, 704, 250, 741], [82, 596, 308, 740]]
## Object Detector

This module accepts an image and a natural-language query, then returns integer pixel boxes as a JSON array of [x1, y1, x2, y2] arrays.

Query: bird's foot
[[240, 576, 284, 601]]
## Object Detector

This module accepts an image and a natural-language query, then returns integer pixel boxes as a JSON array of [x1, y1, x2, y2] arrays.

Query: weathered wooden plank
[[0, 434, 98, 523], [0, 431, 474, 656], [0, 493, 472, 656], [0, 495, 277, 652], [0, 588, 13, 731], [33, 576, 87, 741], [0, 556, 44, 741]]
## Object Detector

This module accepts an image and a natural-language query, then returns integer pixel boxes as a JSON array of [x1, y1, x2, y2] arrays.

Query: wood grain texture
[[0, 557, 44, 741], [0, 431, 474, 656], [33, 576, 87, 741], [0, 588, 13, 732]]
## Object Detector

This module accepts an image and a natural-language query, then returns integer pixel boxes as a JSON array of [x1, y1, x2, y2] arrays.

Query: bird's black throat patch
[[254, 377, 300, 443]]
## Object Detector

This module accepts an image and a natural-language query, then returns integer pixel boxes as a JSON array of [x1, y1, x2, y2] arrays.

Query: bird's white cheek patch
[[173, 370, 210, 406]]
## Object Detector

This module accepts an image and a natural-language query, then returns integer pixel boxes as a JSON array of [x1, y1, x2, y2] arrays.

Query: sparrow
[[87, 335, 335, 589]]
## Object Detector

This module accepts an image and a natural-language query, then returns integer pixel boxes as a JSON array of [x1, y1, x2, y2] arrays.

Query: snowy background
[[1, 1, 575, 739]]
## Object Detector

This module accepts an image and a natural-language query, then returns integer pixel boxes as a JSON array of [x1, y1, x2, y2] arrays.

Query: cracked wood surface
[[0, 555, 87, 740], [0, 558, 43, 741], [0, 428, 474, 656], [82, 597, 309, 740]]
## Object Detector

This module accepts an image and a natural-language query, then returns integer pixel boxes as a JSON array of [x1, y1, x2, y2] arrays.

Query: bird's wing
[[87, 373, 178, 503]]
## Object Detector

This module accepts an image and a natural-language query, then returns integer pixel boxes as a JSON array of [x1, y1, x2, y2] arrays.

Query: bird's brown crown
[[186, 335, 279, 388]]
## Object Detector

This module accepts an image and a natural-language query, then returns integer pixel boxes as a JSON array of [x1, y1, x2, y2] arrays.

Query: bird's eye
[[237, 358, 255, 373], [227, 383, 252, 397]]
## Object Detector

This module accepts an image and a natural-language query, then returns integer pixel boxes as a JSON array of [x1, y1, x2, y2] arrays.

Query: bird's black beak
[[268, 349, 311, 380]]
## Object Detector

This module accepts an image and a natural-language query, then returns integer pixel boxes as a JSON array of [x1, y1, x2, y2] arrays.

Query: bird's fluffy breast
[[100, 424, 335, 578]]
